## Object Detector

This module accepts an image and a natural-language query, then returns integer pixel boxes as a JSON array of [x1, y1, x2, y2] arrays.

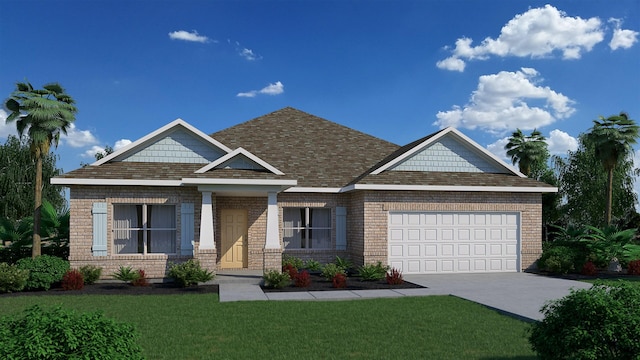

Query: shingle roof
[[210, 107, 399, 188], [56, 107, 554, 191]]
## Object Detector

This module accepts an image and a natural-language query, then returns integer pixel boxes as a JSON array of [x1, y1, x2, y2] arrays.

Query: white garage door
[[388, 212, 520, 274]]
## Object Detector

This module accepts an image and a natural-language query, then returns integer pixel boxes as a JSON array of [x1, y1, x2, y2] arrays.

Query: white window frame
[[282, 207, 332, 250], [112, 204, 177, 255]]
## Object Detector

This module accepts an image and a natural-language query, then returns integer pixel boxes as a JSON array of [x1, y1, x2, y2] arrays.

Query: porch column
[[263, 191, 282, 272], [199, 191, 215, 250], [265, 191, 280, 249]]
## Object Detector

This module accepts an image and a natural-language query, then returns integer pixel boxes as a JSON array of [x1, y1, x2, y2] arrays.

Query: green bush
[[282, 254, 304, 270], [529, 282, 640, 359], [537, 245, 584, 274], [262, 270, 290, 288], [168, 260, 214, 287], [358, 261, 389, 281], [303, 259, 322, 271], [79, 265, 102, 284], [0, 305, 143, 360], [334, 256, 353, 272], [111, 266, 139, 284], [0, 263, 29, 293], [16, 255, 70, 290], [321, 263, 346, 281]]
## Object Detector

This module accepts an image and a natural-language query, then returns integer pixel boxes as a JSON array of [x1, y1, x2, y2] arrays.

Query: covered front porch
[[186, 178, 296, 274]]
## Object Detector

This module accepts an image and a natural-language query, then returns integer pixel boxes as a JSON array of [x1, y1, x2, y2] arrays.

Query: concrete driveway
[[403, 272, 592, 321]]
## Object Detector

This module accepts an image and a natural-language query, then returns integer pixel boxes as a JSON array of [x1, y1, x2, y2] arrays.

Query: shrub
[[332, 273, 347, 288], [321, 263, 346, 281], [61, 269, 84, 291], [168, 260, 215, 287], [0, 262, 29, 293], [16, 255, 70, 290], [294, 270, 311, 287], [303, 259, 322, 272], [628, 259, 640, 275], [112, 266, 139, 284], [386, 268, 404, 285], [282, 255, 304, 270], [334, 256, 353, 272], [0, 305, 143, 360], [537, 245, 582, 274], [581, 261, 597, 276], [358, 261, 389, 281], [79, 265, 102, 284], [131, 269, 149, 287], [283, 263, 298, 280], [529, 282, 640, 360], [263, 270, 290, 289]]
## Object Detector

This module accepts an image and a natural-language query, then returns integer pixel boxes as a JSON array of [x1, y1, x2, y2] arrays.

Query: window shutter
[[336, 207, 347, 250], [92, 202, 108, 256], [180, 203, 195, 255]]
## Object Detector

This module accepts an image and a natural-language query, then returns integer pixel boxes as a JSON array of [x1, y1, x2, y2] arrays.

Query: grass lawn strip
[[0, 294, 534, 359]]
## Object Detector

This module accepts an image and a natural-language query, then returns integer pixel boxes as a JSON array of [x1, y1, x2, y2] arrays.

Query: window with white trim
[[113, 204, 176, 254], [283, 207, 331, 249]]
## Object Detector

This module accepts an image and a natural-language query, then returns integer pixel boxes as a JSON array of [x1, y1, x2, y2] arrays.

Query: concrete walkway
[[214, 271, 592, 321]]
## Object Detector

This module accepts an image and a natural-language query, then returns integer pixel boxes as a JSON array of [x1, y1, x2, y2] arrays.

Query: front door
[[221, 209, 248, 268]]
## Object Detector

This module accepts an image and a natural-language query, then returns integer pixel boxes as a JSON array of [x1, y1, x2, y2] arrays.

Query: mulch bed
[[261, 273, 425, 292], [0, 282, 219, 297]]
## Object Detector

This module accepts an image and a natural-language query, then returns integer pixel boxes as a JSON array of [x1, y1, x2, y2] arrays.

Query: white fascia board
[[283, 187, 342, 193], [195, 147, 284, 175], [371, 127, 526, 178], [342, 183, 558, 193], [92, 118, 232, 166], [182, 178, 297, 186], [50, 178, 182, 186]]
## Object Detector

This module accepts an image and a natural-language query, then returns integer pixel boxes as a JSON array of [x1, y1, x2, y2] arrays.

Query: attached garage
[[388, 211, 520, 274]]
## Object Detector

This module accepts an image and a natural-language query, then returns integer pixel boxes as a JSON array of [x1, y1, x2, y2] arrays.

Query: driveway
[[403, 272, 592, 321]]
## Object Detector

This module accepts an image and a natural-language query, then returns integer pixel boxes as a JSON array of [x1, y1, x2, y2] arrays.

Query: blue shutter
[[336, 207, 347, 250], [180, 203, 195, 256], [92, 202, 108, 256]]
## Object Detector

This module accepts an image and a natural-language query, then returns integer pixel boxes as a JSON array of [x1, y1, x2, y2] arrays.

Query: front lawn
[[0, 294, 535, 359]]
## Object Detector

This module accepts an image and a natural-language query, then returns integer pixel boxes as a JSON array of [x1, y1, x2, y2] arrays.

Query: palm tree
[[4, 82, 77, 257], [504, 129, 548, 177], [586, 112, 639, 225]]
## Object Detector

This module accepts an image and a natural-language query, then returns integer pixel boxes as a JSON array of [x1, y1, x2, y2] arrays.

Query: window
[[113, 204, 176, 254], [283, 208, 331, 249]]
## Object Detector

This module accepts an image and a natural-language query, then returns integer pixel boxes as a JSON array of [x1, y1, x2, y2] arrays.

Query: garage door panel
[[388, 211, 519, 274]]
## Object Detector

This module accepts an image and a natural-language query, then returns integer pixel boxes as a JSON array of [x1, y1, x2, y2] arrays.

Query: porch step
[[213, 270, 263, 285]]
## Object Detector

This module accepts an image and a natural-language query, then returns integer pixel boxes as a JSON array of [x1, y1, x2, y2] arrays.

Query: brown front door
[[221, 209, 248, 268]]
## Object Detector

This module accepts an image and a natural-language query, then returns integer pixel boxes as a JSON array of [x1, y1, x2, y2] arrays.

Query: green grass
[[0, 294, 535, 360], [582, 277, 640, 286]]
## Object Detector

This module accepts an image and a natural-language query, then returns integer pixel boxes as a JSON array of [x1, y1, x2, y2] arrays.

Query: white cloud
[[434, 68, 575, 133], [114, 139, 131, 150], [239, 48, 258, 61], [437, 5, 604, 71], [547, 129, 578, 155], [609, 18, 639, 50], [486, 137, 511, 162], [168, 30, 211, 43], [237, 81, 284, 98], [0, 109, 18, 139], [60, 123, 98, 148]]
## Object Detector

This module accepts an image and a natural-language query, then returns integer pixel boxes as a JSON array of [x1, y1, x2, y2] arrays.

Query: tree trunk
[[32, 154, 42, 258], [606, 167, 613, 226]]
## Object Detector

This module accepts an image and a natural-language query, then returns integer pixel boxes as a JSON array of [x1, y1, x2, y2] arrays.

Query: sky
[[1, 0, 639, 194]]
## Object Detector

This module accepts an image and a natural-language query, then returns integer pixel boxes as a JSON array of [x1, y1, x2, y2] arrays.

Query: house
[[52, 107, 556, 278]]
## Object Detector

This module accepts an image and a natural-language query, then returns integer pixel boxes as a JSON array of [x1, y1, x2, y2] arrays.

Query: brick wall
[[68, 185, 201, 278]]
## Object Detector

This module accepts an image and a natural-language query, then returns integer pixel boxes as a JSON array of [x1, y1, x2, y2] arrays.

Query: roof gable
[[371, 127, 523, 177], [93, 119, 232, 166], [195, 147, 285, 175]]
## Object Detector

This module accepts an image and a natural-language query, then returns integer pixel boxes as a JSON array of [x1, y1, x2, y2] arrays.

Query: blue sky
[[1, 1, 639, 189]]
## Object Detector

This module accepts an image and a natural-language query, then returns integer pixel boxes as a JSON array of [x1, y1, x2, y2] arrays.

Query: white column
[[199, 191, 215, 250], [265, 191, 280, 249]]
